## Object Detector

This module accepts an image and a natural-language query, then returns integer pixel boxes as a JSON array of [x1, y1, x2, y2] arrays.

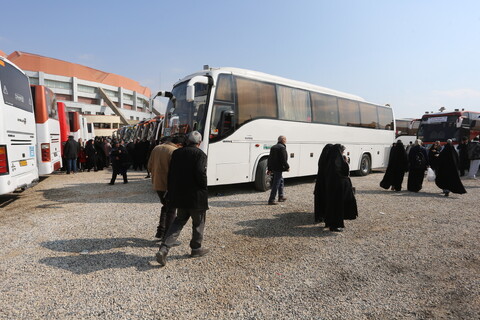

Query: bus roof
[[422, 110, 480, 118], [175, 67, 375, 104]]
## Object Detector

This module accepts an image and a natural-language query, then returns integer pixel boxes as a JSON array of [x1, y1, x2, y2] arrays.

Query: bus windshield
[[0, 60, 33, 112], [164, 81, 210, 138], [417, 115, 465, 142]]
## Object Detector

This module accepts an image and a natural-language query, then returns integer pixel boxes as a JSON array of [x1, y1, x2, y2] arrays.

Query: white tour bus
[[0, 56, 39, 195], [159, 67, 395, 190], [31, 85, 62, 175]]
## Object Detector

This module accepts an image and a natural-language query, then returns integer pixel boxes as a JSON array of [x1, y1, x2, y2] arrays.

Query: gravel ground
[[0, 168, 479, 320]]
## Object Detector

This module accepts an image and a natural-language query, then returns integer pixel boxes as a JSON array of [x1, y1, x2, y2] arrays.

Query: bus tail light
[[41, 143, 51, 162], [0, 145, 8, 174]]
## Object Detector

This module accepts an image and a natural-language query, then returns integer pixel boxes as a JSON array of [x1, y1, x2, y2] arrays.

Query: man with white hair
[[155, 131, 209, 267]]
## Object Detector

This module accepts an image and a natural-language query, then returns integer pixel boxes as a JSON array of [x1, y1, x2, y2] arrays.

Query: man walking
[[155, 131, 209, 267], [267, 135, 290, 205], [147, 135, 183, 240]]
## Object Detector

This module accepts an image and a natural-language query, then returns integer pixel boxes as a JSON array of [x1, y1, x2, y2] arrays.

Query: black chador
[[323, 144, 358, 231], [435, 144, 467, 195], [407, 144, 428, 192], [380, 141, 408, 191], [314, 144, 333, 223]]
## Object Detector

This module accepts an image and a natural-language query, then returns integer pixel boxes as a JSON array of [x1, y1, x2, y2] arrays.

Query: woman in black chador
[[323, 144, 358, 232], [380, 140, 409, 191], [435, 140, 467, 197], [85, 139, 98, 172], [314, 144, 333, 223], [407, 139, 429, 192]]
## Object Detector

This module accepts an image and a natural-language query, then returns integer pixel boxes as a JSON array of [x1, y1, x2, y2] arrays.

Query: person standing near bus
[[155, 131, 209, 267], [63, 135, 80, 174], [380, 140, 409, 191], [428, 141, 442, 173], [467, 136, 480, 179], [323, 144, 358, 232], [314, 144, 333, 223], [407, 139, 429, 192], [457, 137, 470, 177], [267, 135, 290, 205], [109, 140, 129, 185], [435, 139, 466, 197], [147, 135, 183, 240]]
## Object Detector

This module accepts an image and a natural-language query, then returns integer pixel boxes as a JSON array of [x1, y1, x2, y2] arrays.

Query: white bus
[[395, 118, 420, 147], [0, 56, 39, 195], [31, 85, 62, 174], [158, 67, 395, 190]]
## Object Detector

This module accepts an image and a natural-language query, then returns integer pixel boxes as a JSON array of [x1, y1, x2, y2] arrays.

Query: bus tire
[[358, 154, 371, 176], [254, 158, 271, 191]]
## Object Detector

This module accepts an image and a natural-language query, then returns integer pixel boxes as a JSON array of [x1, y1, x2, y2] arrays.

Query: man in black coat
[[156, 131, 209, 267], [457, 136, 469, 176], [63, 135, 80, 174], [267, 135, 290, 205]]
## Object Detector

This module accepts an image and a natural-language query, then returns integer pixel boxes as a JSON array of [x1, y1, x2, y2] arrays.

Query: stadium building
[[2, 51, 156, 134]]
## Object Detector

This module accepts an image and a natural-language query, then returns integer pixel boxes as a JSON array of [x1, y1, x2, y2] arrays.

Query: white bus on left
[[0, 56, 39, 195]]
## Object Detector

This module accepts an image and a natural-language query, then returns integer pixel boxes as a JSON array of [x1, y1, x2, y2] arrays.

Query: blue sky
[[1, 0, 479, 118]]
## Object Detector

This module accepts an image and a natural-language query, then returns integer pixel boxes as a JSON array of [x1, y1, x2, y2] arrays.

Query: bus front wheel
[[358, 154, 371, 176], [254, 158, 272, 191]]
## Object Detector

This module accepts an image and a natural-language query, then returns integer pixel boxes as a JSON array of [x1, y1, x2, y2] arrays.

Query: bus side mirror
[[186, 76, 210, 102], [186, 86, 195, 102], [219, 110, 235, 135]]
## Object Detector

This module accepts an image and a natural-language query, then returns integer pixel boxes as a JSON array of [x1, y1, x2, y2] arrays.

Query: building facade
[[5, 51, 155, 135]]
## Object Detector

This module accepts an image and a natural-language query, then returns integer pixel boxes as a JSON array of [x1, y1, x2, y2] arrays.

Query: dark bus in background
[[417, 110, 480, 146]]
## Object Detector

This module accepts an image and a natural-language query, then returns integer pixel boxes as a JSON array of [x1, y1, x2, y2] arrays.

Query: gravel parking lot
[[0, 169, 479, 319]]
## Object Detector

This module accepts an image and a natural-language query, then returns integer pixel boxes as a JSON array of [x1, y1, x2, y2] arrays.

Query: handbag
[[427, 167, 436, 182]]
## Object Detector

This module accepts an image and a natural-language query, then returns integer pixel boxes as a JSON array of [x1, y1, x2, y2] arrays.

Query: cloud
[[433, 88, 480, 99], [77, 53, 94, 61]]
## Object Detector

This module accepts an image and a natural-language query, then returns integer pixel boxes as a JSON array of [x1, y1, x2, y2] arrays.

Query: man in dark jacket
[[63, 135, 80, 174], [156, 131, 209, 267], [267, 135, 290, 205]]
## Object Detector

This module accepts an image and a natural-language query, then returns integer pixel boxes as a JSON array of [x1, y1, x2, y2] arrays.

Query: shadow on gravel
[[207, 176, 317, 197], [41, 237, 158, 253], [39, 238, 160, 274], [234, 211, 334, 238], [39, 252, 158, 274], [359, 189, 448, 198], [0, 194, 20, 208], [41, 182, 155, 204]]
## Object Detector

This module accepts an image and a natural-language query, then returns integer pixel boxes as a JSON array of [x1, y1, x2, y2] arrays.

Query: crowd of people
[[61, 131, 479, 267], [61, 136, 155, 184], [381, 136, 480, 196]]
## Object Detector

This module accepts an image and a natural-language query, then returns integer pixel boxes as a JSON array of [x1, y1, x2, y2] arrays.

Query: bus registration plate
[[19, 160, 27, 167]]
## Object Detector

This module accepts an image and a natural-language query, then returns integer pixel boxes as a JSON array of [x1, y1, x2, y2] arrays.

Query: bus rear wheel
[[254, 158, 272, 191], [358, 154, 371, 176]]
